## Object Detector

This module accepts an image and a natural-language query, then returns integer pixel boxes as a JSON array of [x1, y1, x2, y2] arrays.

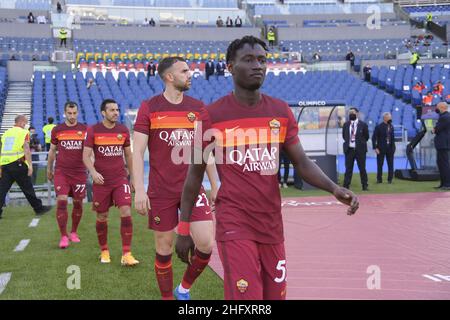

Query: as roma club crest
[[236, 279, 248, 294], [154, 216, 161, 225], [187, 112, 196, 123], [77, 131, 83, 137], [117, 134, 123, 140], [269, 118, 281, 135]]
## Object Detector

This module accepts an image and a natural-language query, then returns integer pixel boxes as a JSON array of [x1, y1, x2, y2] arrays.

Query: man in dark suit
[[205, 59, 215, 80], [372, 112, 396, 184], [147, 60, 156, 81], [432, 102, 450, 190], [235, 16, 242, 27], [363, 64, 371, 82], [343, 107, 369, 190], [216, 60, 226, 76]]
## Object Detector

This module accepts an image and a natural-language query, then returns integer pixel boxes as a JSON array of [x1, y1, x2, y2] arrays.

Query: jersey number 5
[[274, 260, 287, 283]]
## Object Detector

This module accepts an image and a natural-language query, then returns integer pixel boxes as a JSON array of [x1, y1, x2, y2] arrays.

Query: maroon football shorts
[[92, 179, 131, 213], [217, 239, 287, 300], [148, 186, 213, 232], [54, 169, 87, 200]]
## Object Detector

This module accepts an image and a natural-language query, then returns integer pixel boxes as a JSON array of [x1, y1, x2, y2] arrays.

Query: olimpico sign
[[298, 101, 327, 106], [291, 100, 346, 107]]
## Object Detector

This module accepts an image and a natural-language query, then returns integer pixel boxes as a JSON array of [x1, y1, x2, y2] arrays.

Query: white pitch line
[[29, 218, 40, 228], [423, 274, 442, 282], [14, 239, 30, 252], [0, 273, 12, 295]]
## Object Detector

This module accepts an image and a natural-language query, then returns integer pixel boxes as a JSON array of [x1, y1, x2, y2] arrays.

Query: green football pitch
[[0, 173, 440, 299]]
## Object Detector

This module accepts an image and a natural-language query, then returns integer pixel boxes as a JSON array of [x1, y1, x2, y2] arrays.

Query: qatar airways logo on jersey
[[229, 147, 278, 173], [159, 129, 195, 147], [97, 145, 123, 157], [170, 121, 281, 175], [60, 140, 83, 150]]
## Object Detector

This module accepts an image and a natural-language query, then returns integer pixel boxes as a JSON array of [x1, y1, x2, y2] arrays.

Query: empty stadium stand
[[403, 4, 450, 15], [14, 0, 51, 10], [67, 0, 238, 7], [0, 67, 7, 124], [2, 0, 447, 145], [0, 36, 53, 62], [29, 70, 419, 143], [370, 63, 450, 107]]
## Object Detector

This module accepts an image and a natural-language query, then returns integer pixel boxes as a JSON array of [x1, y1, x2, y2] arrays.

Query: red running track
[[208, 192, 450, 299]]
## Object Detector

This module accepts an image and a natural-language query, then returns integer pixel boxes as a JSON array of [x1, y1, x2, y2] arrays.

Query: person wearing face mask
[[432, 102, 450, 190], [372, 112, 396, 184], [342, 107, 370, 191]]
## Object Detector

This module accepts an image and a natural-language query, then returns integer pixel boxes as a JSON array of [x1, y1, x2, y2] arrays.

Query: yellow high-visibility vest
[[0, 126, 29, 166], [267, 31, 275, 41], [410, 53, 419, 64], [59, 29, 68, 39], [42, 123, 56, 144]]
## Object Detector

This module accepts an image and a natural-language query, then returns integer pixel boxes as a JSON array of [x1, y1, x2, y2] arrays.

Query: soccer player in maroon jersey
[[47, 102, 87, 249], [83, 99, 139, 266], [133, 57, 217, 300], [176, 36, 360, 300]]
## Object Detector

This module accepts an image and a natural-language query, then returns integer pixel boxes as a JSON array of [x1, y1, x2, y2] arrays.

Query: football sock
[[71, 200, 83, 233], [155, 253, 173, 300], [120, 216, 133, 255], [56, 199, 68, 237], [96, 220, 108, 251], [181, 248, 212, 290]]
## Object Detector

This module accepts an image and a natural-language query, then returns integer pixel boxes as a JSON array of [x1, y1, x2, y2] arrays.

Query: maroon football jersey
[[134, 94, 206, 198], [84, 122, 130, 185], [51, 122, 87, 173], [200, 93, 299, 244]]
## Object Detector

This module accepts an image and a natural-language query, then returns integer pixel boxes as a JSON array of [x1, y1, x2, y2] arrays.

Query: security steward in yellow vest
[[0, 115, 52, 219], [59, 27, 68, 48], [42, 117, 56, 151], [426, 13, 432, 29], [410, 52, 420, 69], [267, 28, 276, 48]]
